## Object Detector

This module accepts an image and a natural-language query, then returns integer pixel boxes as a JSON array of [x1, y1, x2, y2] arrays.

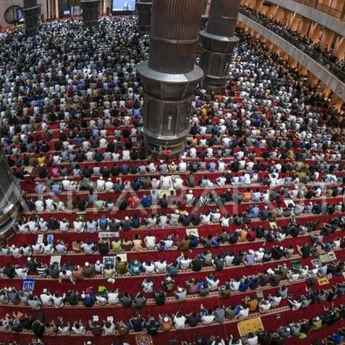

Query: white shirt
[[178, 162, 187, 172], [122, 150, 130, 161], [230, 280, 240, 291], [35, 200, 44, 212], [173, 315, 186, 329], [39, 221, 48, 232], [59, 270, 73, 280], [145, 236, 156, 249], [201, 214, 211, 224], [259, 301, 271, 313], [44, 244, 54, 254], [103, 323, 115, 335], [40, 293, 53, 306], [247, 335, 258, 345], [58, 325, 70, 335], [62, 179, 71, 190], [45, 199, 55, 211], [143, 262, 155, 274], [81, 243, 95, 254], [236, 307, 249, 320], [190, 147, 197, 158], [201, 314, 214, 325], [269, 296, 282, 308], [160, 176, 172, 189], [180, 258, 192, 269], [211, 212, 221, 222], [220, 217, 230, 226], [59, 221, 69, 232], [107, 292, 119, 304], [73, 221, 84, 232], [32, 243, 44, 253], [112, 153, 120, 162], [15, 267, 28, 279], [216, 176, 226, 187], [218, 161, 226, 172], [173, 177, 183, 189], [55, 243, 67, 254], [186, 193, 194, 204], [155, 261, 167, 273], [99, 138, 107, 148], [96, 179, 105, 191], [94, 262, 104, 273], [52, 295, 65, 308], [206, 278, 219, 290], [105, 181, 113, 191], [147, 162, 157, 173], [72, 325, 86, 335], [18, 223, 29, 233], [11, 247, 22, 258]]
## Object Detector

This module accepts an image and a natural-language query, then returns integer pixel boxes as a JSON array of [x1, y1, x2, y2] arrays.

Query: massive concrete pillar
[[137, 0, 152, 33], [199, 0, 240, 91], [0, 148, 21, 239], [23, 0, 40, 36], [80, 0, 100, 27], [138, 0, 204, 158]]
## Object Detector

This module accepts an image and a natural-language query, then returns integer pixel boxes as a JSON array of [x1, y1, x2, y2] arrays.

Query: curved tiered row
[[0, 15, 345, 345]]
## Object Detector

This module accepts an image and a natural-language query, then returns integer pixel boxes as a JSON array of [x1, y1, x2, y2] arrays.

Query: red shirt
[[247, 230, 257, 242], [128, 197, 139, 208]]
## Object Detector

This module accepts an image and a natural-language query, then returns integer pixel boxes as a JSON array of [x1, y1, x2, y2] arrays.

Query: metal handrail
[[239, 8, 345, 83]]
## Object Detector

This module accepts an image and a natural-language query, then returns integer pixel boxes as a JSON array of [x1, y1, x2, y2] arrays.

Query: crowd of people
[[239, 5, 345, 80], [1, 302, 345, 344], [0, 8, 344, 345]]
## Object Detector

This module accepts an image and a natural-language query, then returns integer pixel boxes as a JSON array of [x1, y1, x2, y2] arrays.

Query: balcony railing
[[239, 8, 345, 83], [283, 0, 345, 21]]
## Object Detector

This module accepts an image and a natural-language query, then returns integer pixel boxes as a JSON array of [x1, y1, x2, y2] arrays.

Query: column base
[[144, 130, 187, 158], [138, 61, 203, 159], [202, 76, 228, 92]]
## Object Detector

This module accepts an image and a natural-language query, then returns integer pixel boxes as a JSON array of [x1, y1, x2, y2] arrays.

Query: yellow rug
[[136, 335, 153, 345], [317, 277, 330, 286], [238, 317, 264, 336]]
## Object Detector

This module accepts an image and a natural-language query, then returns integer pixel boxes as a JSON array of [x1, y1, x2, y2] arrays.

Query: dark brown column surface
[[137, 0, 152, 33], [80, 0, 100, 26], [199, 0, 240, 91], [138, 0, 204, 158], [23, 0, 40, 35]]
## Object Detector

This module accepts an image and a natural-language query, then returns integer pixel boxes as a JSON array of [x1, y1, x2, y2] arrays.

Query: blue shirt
[[244, 254, 254, 266], [130, 264, 142, 275], [122, 165, 129, 174], [190, 237, 199, 248], [208, 162, 216, 172], [141, 197, 151, 208], [239, 280, 250, 291], [98, 217, 108, 229], [251, 206, 260, 217], [51, 184, 61, 195], [75, 137, 83, 147]]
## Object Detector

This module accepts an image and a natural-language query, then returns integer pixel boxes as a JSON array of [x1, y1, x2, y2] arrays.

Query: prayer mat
[[136, 335, 153, 345], [238, 317, 264, 336]]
